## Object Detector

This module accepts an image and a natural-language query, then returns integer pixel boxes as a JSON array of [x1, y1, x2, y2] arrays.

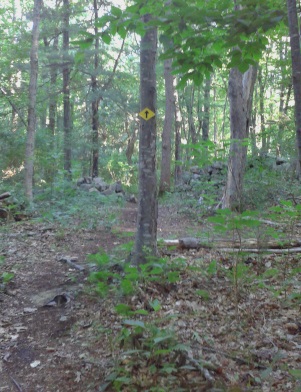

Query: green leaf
[[117, 26, 127, 39], [122, 319, 145, 328], [101, 32, 111, 45], [95, 14, 114, 28], [115, 303, 132, 316], [71, 38, 93, 49], [111, 6, 122, 18], [196, 289, 210, 300], [121, 279, 134, 295], [133, 309, 149, 315], [238, 61, 251, 73], [153, 335, 173, 344], [167, 271, 179, 283], [149, 299, 161, 311]]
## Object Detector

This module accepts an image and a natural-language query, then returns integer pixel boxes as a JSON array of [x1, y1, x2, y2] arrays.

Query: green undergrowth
[[32, 182, 125, 229]]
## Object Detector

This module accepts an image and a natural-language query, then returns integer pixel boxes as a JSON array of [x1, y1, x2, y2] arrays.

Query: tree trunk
[[48, 34, 59, 140], [287, 0, 301, 177], [159, 58, 175, 194], [24, 0, 41, 203], [91, 0, 100, 178], [43, 30, 59, 184], [222, 66, 257, 211], [63, 0, 72, 180], [174, 86, 182, 185], [133, 14, 158, 265], [202, 76, 211, 141], [185, 85, 197, 145], [258, 67, 266, 155]]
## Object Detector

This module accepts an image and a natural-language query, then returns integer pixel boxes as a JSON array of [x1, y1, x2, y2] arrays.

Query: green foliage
[[0, 256, 14, 288], [208, 208, 261, 235], [33, 180, 122, 230], [93, 0, 285, 87], [1, 271, 14, 284], [243, 157, 299, 210], [88, 245, 182, 298], [102, 301, 189, 391]]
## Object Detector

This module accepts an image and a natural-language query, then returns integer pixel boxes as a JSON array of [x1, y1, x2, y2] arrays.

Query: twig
[[187, 355, 215, 382], [0, 88, 27, 128], [202, 345, 267, 370], [9, 375, 23, 392]]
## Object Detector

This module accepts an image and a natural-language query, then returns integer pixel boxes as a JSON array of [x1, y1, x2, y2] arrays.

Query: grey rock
[[101, 188, 114, 196], [79, 184, 93, 191], [88, 187, 99, 193]]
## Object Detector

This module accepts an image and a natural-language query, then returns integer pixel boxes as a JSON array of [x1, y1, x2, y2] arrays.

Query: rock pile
[[76, 177, 137, 203], [77, 177, 124, 196], [180, 162, 227, 188]]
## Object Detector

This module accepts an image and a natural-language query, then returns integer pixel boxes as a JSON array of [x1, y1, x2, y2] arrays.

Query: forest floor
[[0, 201, 301, 392]]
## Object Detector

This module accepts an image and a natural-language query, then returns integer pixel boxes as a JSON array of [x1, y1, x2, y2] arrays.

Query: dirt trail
[[0, 204, 199, 391]]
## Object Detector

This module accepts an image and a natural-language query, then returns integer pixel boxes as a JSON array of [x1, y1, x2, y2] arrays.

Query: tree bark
[[159, 58, 175, 194], [202, 76, 211, 141], [63, 0, 72, 180], [258, 67, 266, 155], [222, 66, 257, 211], [133, 14, 158, 265], [174, 85, 182, 185], [24, 0, 41, 203], [91, 0, 100, 178], [185, 85, 197, 145], [287, 0, 301, 177]]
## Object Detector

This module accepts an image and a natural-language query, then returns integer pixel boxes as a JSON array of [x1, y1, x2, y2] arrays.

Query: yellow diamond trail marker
[[139, 108, 155, 121]]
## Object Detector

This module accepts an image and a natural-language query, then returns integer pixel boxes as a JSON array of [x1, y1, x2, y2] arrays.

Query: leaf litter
[[0, 203, 300, 391]]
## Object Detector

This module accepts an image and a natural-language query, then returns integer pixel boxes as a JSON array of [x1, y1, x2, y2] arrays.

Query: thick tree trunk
[[222, 66, 257, 211], [287, 0, 301, 177], [24, 0, 41, 203], [133, 15, 158, 265], [63, 0, 72, 180], [159, 58, 175, 194]]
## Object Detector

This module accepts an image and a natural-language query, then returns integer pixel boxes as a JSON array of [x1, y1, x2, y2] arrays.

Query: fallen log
[[0, 192, 11, 200], [215, 247, 301, 254], [161, 237, 301, 253]]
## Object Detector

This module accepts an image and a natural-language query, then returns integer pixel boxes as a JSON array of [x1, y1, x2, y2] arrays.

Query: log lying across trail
[[161, 237, 301, 254]]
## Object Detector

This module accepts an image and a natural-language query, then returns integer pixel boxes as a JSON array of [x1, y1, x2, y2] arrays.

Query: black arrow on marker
[[145, 110, 149, 118]]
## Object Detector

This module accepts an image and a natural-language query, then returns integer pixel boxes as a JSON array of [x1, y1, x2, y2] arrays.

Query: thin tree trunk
[[133, 14, 158, 265], [91, 0, 100, 178], [258, 67, 266, 154], [174, 85, 182, 185], [49, 34, 59, 140], [202, 76, 211, 141], [159, 58, 175, 194], [287, 0, 301, 176], [43, 31, 59, 183], [24, 0, 41, 203], [63, 0, 72, 180], [186, 85, 197, 145]]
